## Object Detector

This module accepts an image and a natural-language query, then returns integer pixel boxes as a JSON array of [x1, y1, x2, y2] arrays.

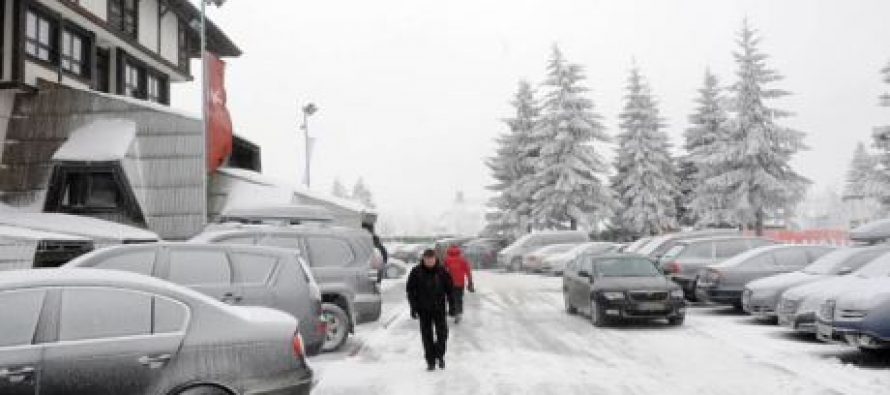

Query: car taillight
[[316, 316, 328, 335], [292, 331, 305, 359], [665, 262, 681, 274], [370, 250, 383, 270]]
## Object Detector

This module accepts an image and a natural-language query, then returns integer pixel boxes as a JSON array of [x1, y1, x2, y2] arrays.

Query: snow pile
[[52, 119, 137, 161]]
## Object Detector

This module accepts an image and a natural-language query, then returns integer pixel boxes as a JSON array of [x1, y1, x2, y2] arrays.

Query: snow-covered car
[[746, 245, 890, 321], [779, 250, 890, 335], [522, 243, 584, 272], [0, 211, 159, 249], [0, 268, 313, 395], [638, 229, 740, 260], [816, 277, 890, 351], [659, 236, 773, 300], [64, 242, 327, 356], [697, 244, 833, 308], [542, 242, 619, 275], [384, 258, 409, 279], [463, 237, 509, 269], [621, 237, 652, 253], [498, 231, 589, 271], [0, 225, 94, 271], [563, 254, 686, 327]]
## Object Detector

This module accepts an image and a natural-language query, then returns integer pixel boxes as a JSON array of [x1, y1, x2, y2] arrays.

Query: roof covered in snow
[[52, 119, 137, 161], [0, 224, 90, 242], [0, 211, 159, 241]]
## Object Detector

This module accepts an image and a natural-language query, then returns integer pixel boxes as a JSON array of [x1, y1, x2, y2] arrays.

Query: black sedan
[[563, 254, 686, 327]]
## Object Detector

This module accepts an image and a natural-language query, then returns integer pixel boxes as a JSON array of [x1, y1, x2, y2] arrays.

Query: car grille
[[628, 290, 669, 302]]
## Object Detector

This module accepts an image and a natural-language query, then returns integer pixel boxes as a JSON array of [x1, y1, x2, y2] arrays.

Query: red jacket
[[444, 246, 473, 288]]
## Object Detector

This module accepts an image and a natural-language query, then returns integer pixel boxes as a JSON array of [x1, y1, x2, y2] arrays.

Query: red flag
[[206, 52, 233, 173]]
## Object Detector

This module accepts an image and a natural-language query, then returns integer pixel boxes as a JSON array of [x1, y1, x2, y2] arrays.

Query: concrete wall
[[137, 0, 159, 52], [159, 10, 180, 65]]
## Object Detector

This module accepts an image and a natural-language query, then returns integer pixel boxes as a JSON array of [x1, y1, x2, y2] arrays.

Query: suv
[[658, 236, 773, 300], [192, 224, 383, 352], [64, 243, 327, 356]]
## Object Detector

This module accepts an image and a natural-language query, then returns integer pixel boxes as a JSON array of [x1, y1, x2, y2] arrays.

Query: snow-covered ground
[[310, 271, 890, 395]]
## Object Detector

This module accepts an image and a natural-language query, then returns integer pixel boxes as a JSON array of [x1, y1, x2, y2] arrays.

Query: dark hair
[[422, 249, 436, 258]]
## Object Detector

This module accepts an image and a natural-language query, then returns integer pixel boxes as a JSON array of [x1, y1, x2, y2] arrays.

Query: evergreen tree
[[696, 21, 809, 235], [351, 178, 376, 209], [331, 178, 349, 199], [529, 45, 615, 230], [843, 142, 880, 200], [870, 60, 890, 208], [612, 66, 679, 236], [485, 80, 540, 237], [684, 70, 733, 227]]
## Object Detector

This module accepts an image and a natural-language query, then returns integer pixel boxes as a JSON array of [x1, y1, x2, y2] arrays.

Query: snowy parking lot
[[311, 271, 890, 395]]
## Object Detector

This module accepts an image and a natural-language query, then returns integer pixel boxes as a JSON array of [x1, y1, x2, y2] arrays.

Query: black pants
[[452, 287, 465, 315], [418, 311, 448, 364]]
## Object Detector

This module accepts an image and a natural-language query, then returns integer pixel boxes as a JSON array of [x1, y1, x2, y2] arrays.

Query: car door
[[82, 248, 159, 276], [41, 287, 187, 395], [572, 256, 594, 309], [772, 248, 810, 274], [162, 246, 239, 304], [229, 249, 281, 311], [0, 289, 47, 395], [562, 259, 579, 305]]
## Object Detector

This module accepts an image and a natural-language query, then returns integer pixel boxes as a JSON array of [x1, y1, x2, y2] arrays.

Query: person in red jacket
[[443, 245, 475, 323]]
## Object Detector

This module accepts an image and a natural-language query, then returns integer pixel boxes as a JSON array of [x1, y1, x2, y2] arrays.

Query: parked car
[[696, 244, 834, 308], [383, 258, 410, 279], [499, 231, 590, 271], [192, 223, 383, 352], [779, 250, 890, 335], [390, 243, 429, 263], [0, 225, 94, 271], [542, 242, 620, 275], [63, 242, 327, 356], [658, 236, 773, 300], [643, 229, 742, 260], [434, 237, 474, 261], [621, 237, 652, 253], [0, 212, 159, 249], [522, 243, 584, 272], [463, 238, 509, 269], [563, 254, 686, 326], [816, 277, 890, 351], [747, 245, 890, 321], [0, 268, 313, 395]]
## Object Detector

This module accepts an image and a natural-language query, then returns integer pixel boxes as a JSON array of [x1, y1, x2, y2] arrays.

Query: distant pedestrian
[[406, 249, 455, 371], [443, 245, 475, 324]]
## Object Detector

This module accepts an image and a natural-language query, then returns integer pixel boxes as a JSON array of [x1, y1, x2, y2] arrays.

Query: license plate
[[816, 322, 833, 339], [636, 302, 666, 311]]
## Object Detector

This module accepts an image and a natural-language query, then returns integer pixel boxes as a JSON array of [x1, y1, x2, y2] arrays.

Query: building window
[[25, 9, 56, 63], [124, 61, 143, 98], [108, 0, 138, 38], [147, 73, 160, 103], [61, 29, 89, 77], [60, 171, 121, 211], [178, 22, 190, 71]]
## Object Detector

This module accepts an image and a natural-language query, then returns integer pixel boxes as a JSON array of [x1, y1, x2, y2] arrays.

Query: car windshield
[[537, 244, 578, 255], [594, 257, 660, 277], [802, 248, 862, 274], [854, 251, 890, 278]]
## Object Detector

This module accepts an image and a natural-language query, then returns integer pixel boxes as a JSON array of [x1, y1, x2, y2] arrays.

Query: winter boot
[[427, 362, 436, 371], [455, 314, 462, 324], [438, 357, 445, 369]]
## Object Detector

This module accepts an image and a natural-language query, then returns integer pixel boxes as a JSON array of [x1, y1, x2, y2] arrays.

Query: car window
[[168, 249, 232, 285], [153, 296, 189, 333], [217, 235, 256, 245], [839, 249, 888, 273], [307, 237, 355, 267], [93, 250, 156, 275], [806, 247, 833, 262], [0, 289, 46, 347], [744, 253, 776, 269], [772, 248, 809, 268], [59, 287, 151, 341], [679, 243, 712, 259], [262, 235, 302, 251], [230, 252, 278, 285], [715, 240, 749, 258]]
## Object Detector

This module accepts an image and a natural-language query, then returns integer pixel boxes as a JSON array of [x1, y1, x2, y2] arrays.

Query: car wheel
[[668, 314, 685, 326], [386, 265, 401, 279], [590, 299, 607, 327], [176, 385, 230, 395], [565, 293, 577, 315], [321, 303, 350, 352]]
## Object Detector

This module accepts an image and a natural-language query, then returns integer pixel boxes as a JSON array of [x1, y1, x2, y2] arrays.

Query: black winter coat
[[406, 263, 455, 315]]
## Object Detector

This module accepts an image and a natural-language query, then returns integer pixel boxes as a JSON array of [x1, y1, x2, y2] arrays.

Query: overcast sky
[[174, 0, 890, 225]]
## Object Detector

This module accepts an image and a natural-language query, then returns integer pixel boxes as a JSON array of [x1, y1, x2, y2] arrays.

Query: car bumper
[[743, 295, 779, 318], [243, 371, 314, 395], [600, 298, 686, 320], [354, 294, 382, 324], [696, 286, 743, 305]]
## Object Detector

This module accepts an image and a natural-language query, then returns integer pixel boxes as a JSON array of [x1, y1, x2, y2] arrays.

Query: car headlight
[[670, 289, 684, 298], [601, 292, 625, 300]]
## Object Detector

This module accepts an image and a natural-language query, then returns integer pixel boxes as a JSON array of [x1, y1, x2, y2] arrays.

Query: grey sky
[[174, 0, 890, 225]]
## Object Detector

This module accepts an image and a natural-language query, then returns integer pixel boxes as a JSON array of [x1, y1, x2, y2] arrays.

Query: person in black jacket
[[406, 249, 455, 371]]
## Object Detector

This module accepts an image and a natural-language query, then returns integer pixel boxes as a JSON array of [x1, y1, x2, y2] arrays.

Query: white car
[[542, 242, 620, 275]]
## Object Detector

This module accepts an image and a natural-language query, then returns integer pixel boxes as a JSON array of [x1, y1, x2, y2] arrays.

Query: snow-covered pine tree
[[351, 178, 376, 209], [530, 45, 615, 230], [484, 80, 540, 237], [870, 60, 890, 209], [684, 70, 734, 227], [331, 178, 349, 199], [612, 66, 679, 236], [843, 142, 880, 200], [700, 20, 809, 235]]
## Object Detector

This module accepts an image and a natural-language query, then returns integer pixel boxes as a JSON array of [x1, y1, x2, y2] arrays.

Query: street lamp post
[[301, 103, 318, 188]]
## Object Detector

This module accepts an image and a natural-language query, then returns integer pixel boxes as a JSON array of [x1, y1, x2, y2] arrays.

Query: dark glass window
[[61, 29, 89, 77], [25, 9, 56, 63], [109, 0, 138, 38], [178, 22, 190, 71], [124, 62, 143, 98], [61, 171, 121, 210]]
